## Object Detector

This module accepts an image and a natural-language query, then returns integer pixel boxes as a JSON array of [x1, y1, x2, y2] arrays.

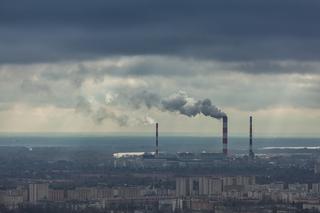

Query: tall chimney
[[222, 116, 228, 156], [249, 116, 254, 159], [156, 123, 159, 157]]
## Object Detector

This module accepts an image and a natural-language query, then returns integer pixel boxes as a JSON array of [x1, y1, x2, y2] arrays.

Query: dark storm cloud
[[1, 0, 320, 67]]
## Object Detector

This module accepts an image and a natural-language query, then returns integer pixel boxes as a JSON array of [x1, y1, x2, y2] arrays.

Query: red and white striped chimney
[[156, 123, 159, 157], [222, 116, 228, 155], [249, 116, 254, 159]]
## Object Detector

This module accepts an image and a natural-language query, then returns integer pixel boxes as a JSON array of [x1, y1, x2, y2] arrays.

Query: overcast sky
[[0, 0, 320, 137]]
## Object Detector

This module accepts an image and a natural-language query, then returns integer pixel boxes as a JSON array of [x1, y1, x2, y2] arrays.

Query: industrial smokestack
[[222, 116, 228, 156], [156, 123, 159, 157], [249, 116, 254, 159]]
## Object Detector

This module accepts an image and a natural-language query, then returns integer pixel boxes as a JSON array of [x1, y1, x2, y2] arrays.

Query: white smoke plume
[[161, 91, 226, 119], [75, 90, 225, 126], [143, 115, 156, 125]]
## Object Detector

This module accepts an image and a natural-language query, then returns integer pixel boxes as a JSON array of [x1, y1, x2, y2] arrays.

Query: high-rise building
[[28, 183, 49, 203], [176, 177, 222, 197]]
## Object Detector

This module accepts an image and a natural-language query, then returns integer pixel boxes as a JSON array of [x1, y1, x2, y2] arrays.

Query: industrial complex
[[113, 116, 256, 169]]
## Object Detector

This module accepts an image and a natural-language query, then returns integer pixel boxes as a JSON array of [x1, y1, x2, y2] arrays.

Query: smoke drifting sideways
[[161, 91, 226, 120], [75, 91, 225, 126], [75, 97, 129, 126]]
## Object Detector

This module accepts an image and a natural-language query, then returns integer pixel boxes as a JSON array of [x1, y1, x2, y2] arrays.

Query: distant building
[[97, 188, 113, 199], [176, 176, 222, 197], [314, 159, 320, 174], [288, 183, 308, 192], [303, 202, 320, 211], [114, 186, 144, 198], [311, 183, 320, 193], [269, 182, 285, 191], [29, 183, 49, 203], [67, 187, 97, 201], [222, 176, 256, 187], [48, 189, 65, 201], [176, 176, 255, 198], [187, 198, 215, 212], [0, 189, 24, 209], [158, 198, 183, 212]]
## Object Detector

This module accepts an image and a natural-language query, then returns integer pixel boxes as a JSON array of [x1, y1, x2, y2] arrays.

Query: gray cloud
[[28, 57, 320, 88], [75, 97, 92, 115], [92, 108, 129, 126], [128, 90, 161, 109], [1, 57, 320, 113], [1, 0, 320, 69], [75, 96, 129, 126], [20, 79, 52, 95]]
